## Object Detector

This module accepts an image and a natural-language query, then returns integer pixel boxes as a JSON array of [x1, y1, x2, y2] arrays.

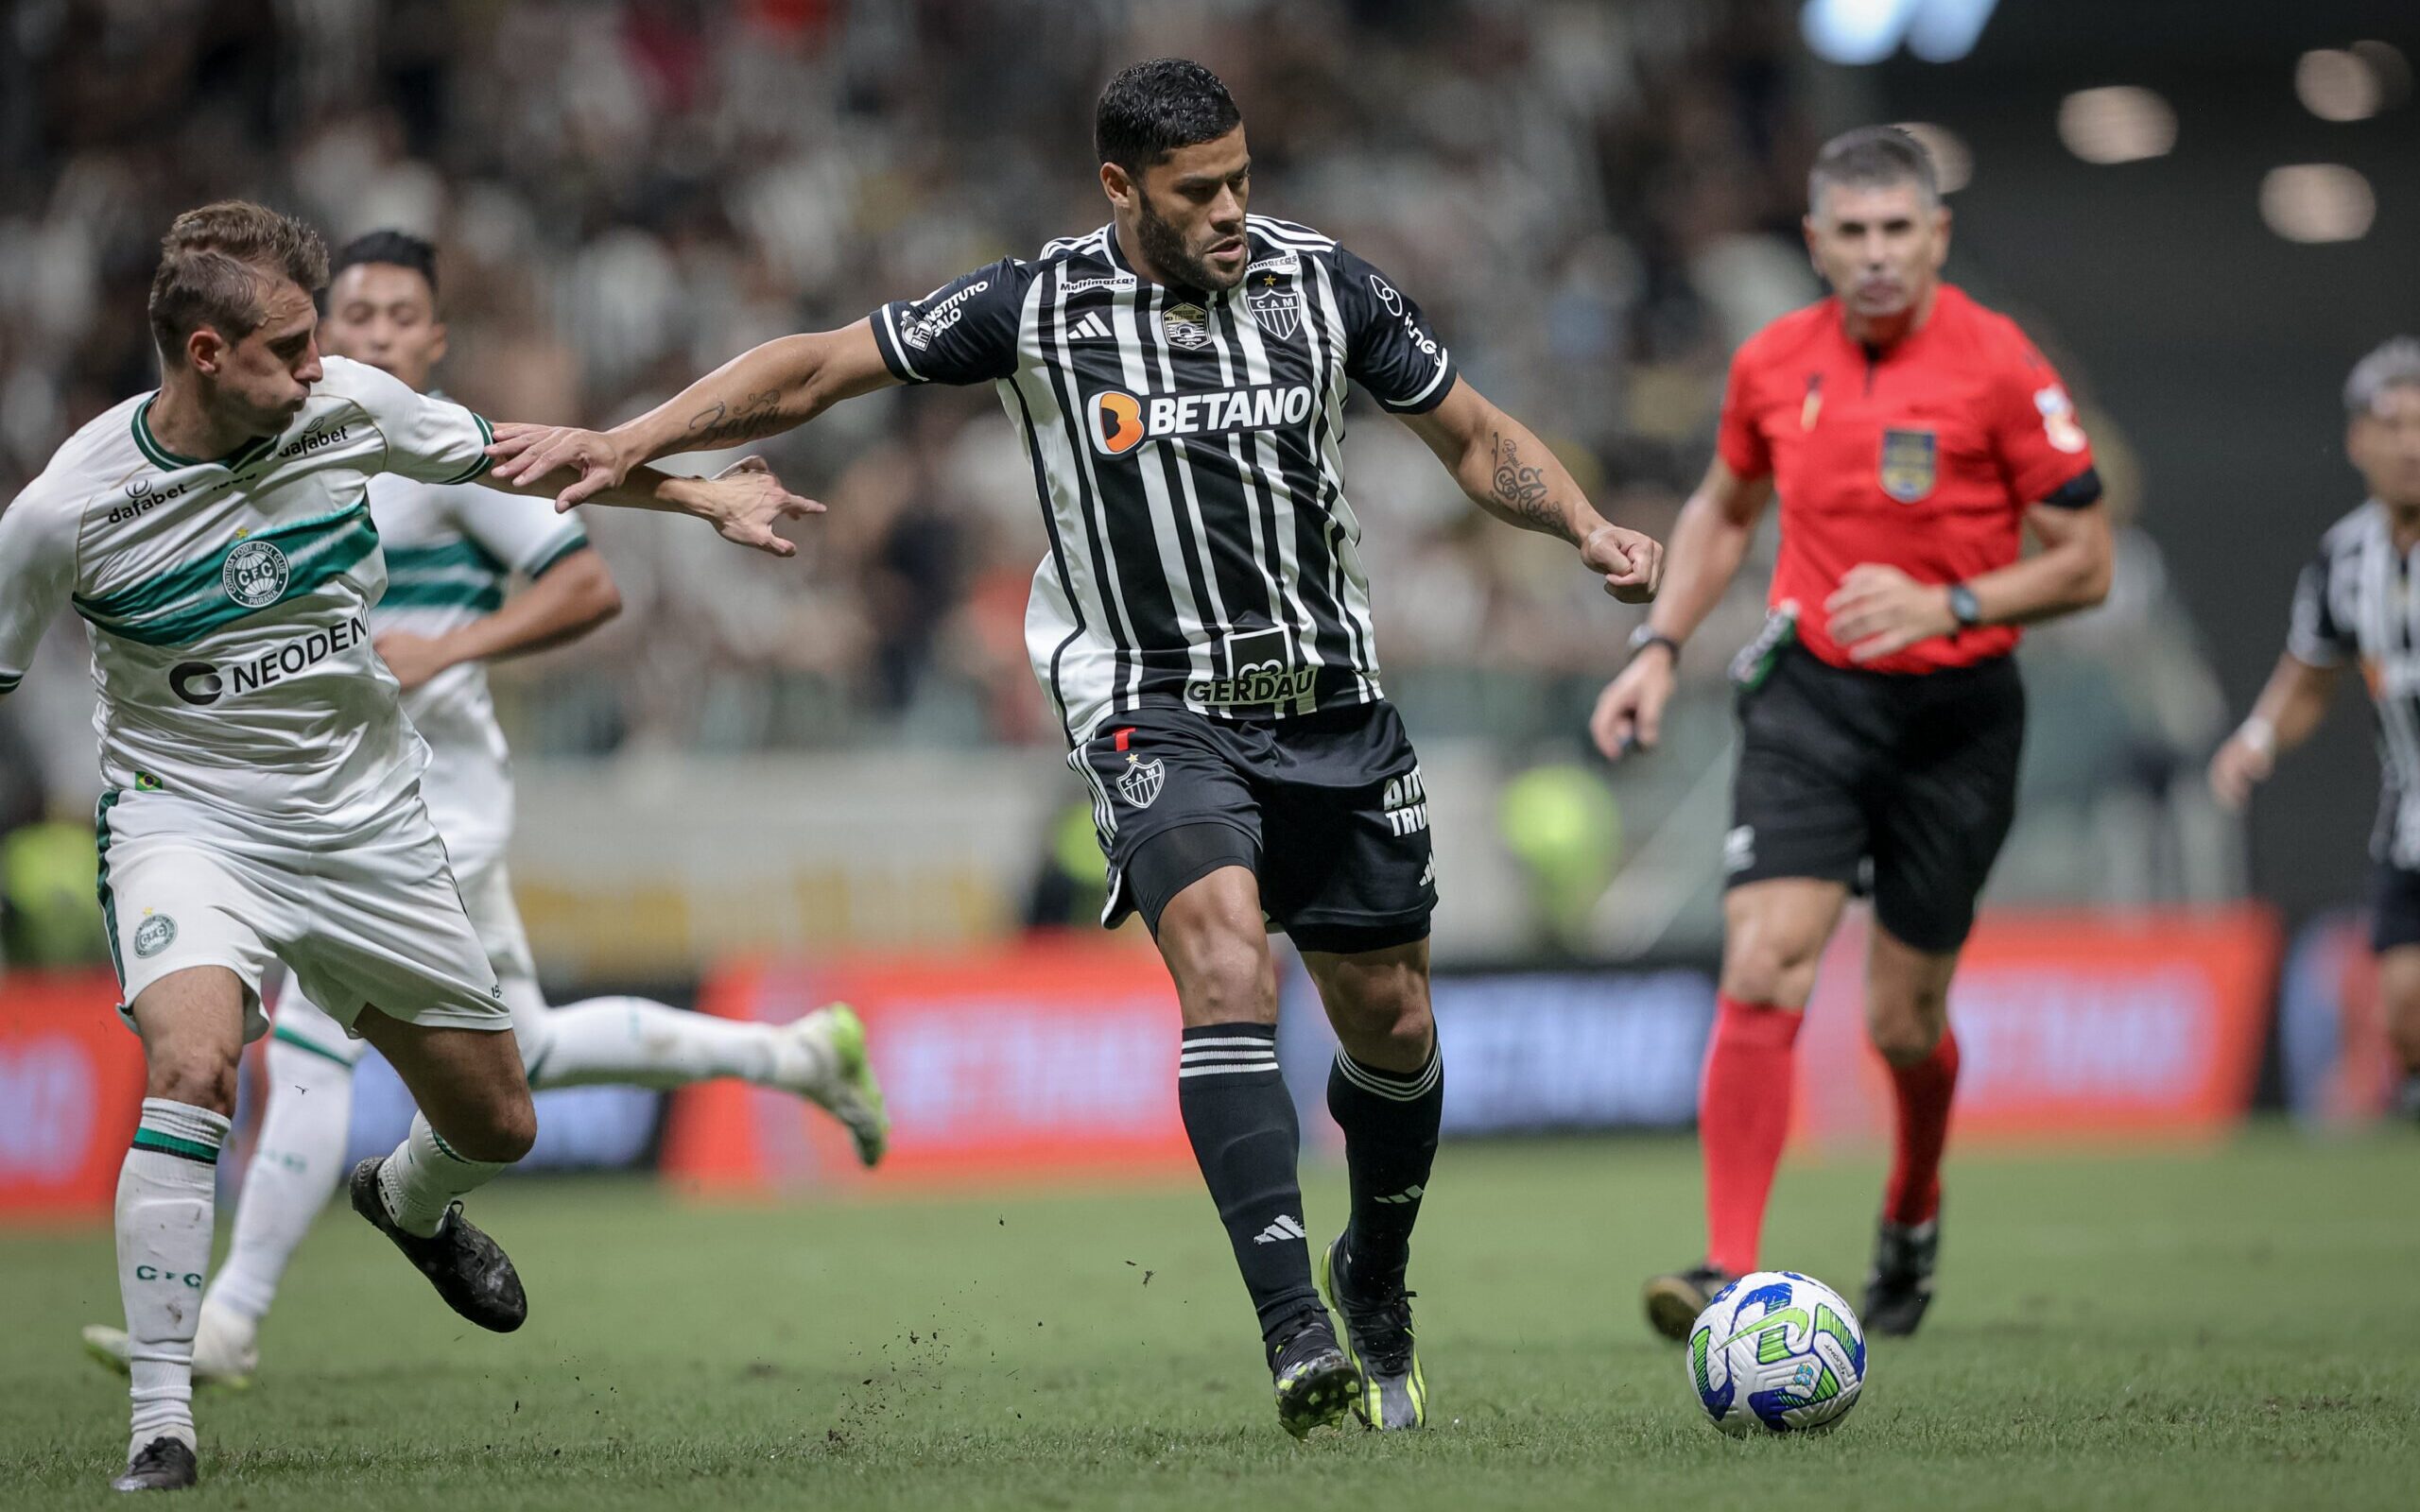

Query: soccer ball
[[1686, 1270, 1867, 1435]]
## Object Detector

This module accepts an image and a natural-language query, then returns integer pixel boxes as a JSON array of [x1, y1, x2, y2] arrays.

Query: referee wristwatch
[[1627, 623, 1682, 667], [1946, 582, 1983, 629]]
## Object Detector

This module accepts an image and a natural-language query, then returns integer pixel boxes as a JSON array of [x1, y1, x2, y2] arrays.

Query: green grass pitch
[[3, 1129, 2415, 1509]]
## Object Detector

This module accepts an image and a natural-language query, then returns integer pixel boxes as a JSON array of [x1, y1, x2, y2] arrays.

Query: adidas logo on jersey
[[1253, 1214, 1308, 1246], [1065, 311, 1114, 341], [1086, 384, 1316, 457]]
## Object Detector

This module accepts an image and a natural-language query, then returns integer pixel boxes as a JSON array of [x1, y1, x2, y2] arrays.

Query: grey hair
[[2346, 336, 2420, 416], [1808, 125, 1940, 216]]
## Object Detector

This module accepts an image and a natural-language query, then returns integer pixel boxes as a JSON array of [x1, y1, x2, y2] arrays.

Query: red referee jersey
[[1717, 283, 2096, 674]]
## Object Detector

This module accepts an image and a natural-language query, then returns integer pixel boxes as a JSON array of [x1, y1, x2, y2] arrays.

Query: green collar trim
[[131, 395, 281, 473]]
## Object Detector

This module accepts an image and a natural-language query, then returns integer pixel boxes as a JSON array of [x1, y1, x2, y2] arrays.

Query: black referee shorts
[[1072, 699, 1436, 954], [1726, 644, 2025, 954]]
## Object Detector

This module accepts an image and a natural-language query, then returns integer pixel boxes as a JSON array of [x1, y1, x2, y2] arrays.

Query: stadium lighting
[[2259, 163, 2376, 243], [2350, 41, 2411, 106], [1904, 0, 1999, 62], [1800, 0, 2000, 66], [2297, 49, 2382, 122], [1895, 122, 1973, 191], [2056, 86, 2178, 165]]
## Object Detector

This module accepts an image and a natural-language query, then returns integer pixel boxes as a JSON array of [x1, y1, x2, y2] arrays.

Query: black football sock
[[1177, 1022, 1321, 1351], [1326, 1039, 1443, 1279]]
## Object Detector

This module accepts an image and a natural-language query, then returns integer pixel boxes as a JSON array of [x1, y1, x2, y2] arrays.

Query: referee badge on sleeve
[[1878, 428, 1937, 503]]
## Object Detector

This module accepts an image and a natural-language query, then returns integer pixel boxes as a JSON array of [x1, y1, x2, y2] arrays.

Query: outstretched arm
[[482, 455, 821, 558], [1400, 378, 1664, 603], [486, 322, 899, 510]]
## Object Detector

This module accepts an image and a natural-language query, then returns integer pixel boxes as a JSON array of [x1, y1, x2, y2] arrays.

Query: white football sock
[[529, 994, 826, 1091], [377, 1114, 507, 1239], [206, 1035, 357, 1327], [116, 1097, 231, 1458]]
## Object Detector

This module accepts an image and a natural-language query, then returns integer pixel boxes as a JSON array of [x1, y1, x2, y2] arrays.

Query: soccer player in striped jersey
[[78, 230, 890, 1401], [2212, 336, 2420, 1119], [0, 202, 813, 1492], [488, 58, 1664, 1437]]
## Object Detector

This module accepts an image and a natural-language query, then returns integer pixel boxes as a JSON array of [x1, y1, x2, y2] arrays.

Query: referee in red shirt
[[1591, 127, 2114, 1339]]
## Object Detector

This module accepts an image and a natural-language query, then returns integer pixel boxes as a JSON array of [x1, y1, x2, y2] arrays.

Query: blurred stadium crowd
[[0, 0, 2228, 927]]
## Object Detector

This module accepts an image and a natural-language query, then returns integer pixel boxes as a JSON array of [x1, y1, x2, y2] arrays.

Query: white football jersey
[[371, 467, 588, 868], [0, 355, 495, 833]]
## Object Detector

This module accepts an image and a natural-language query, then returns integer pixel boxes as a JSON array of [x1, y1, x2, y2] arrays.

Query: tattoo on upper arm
[[1490, 430, 1562, 532], [684, 388, 786, 451]]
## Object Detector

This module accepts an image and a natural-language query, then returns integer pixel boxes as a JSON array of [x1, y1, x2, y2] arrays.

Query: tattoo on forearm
[[1491, 431, 1565, 536], [684, 388, 787, 451]]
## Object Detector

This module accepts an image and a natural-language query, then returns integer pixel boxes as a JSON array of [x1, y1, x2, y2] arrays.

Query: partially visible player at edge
[[2210, 336, 2420, 1121], [0, 202, 809, 1493], [77, 229, 890, 1395], [488, 58, 1664, 1436], [1590, 127, 2114, 1341]]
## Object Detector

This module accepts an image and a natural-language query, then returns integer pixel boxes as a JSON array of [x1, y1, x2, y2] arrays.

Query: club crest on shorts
[[1878, 428, 1937, 503], [1116, 752, 1166, 809], [133, 911, 177, 958], [1246, 273, 1301, 341], [222, 539, 290, 608], [1162, 301, 1212, 351]]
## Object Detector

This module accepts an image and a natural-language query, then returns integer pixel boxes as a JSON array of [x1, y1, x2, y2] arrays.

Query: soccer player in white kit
[[77, 231, 890, 1400], [0, 203, 819, 1492]]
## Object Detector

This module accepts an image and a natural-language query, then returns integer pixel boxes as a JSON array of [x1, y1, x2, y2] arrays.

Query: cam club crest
[[1246, 273, 1301, 341], [1162, 301, 1212, 352], [223, 539, 291, 608], [1116, 752, 1166, 809], [1877, 428, 1937, 504]]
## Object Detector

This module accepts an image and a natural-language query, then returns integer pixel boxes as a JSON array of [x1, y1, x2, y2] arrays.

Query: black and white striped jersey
[[867, 215, 1458, 747], [2290, 500, 2420, 865]]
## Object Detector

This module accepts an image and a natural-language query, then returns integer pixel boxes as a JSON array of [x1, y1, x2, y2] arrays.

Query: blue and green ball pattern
[[1686, 1270, 1867, 1435]]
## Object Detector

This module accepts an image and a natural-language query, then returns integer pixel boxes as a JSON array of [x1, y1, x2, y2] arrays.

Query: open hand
[[691, 455, 824, 557], [487, 423, 631, 510]]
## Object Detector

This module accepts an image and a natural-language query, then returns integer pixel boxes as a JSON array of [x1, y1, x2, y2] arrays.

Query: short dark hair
[[1094, 58, 1242, 178], [147, 200, 329, 364], [2346, 336, 2420, 417], [1808, 125, 1940, 215], [331, 229, 441, 301]]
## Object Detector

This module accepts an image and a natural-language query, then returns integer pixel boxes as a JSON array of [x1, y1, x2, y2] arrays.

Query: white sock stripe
[[1180, 1048, 1279, 1061], [137, 1097, 232, 1150], [1334, 1052, 1442, 1102], [1181, 1035, 1278, 1048], [1178, 1062, 1285, 1078]]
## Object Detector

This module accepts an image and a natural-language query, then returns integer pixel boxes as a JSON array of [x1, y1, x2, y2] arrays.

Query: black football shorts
[[1726, 644, 2026, 954], [1071, 699, 1436, 954]]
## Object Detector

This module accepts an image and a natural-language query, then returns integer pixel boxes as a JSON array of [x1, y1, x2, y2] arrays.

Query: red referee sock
[[1881, 1028, 1960, 1227], [1700, 995, 1803, 1277]]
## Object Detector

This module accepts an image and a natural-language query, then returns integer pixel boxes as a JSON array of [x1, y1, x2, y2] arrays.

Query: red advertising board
[[1793, 907, 2280, 1148], [0, 970, 147, 1221], [662, 938, 1194, 1194]]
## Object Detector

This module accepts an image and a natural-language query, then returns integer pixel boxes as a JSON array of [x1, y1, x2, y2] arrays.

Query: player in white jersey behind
[[77, 230, 890, 1395], [0, 202, 818, 1492]]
